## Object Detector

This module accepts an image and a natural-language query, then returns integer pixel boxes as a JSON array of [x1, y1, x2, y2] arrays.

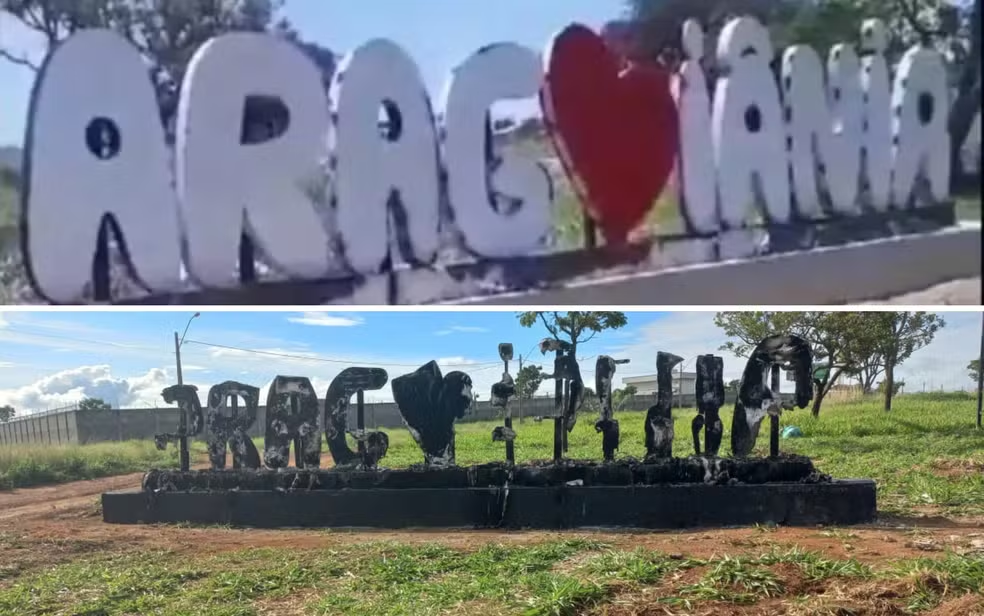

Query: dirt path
[[2, 472, 982, 568]]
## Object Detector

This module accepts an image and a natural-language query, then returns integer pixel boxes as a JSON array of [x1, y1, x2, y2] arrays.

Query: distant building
[[622, 372, 697, 396]]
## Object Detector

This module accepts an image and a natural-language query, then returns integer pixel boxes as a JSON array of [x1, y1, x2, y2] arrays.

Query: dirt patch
[[2, 472, 983, 613], [784, 581, 913, 616], [2, 470, 981, 564], [926, 593, 984, 616], [929, 457, 984, 478]]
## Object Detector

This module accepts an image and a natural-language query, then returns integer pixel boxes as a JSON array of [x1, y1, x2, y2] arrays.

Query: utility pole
[[517, 355, 524, 424], [174, 312, 200, 471], [977, 311, 983, 429]]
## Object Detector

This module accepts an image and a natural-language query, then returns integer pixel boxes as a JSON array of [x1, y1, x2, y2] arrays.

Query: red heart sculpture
[[542, 24, 679, 245]]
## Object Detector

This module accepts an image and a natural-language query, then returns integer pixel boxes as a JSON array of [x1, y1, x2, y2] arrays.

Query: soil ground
[[1, 468, 982, 615]]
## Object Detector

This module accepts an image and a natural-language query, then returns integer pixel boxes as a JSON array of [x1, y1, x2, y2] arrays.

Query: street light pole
[[977, 311, 983, 430], [174, 312, 200, 471]]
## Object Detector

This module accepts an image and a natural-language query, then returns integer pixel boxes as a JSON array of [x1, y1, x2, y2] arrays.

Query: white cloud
[[0, 362, 14, 368], [596, 312, 742, 384], [435, 325, 490, 336], [436, 357, 483, 366], [287, 312, 365, 327], [895, 312, 981, 391], [0, 365, 171, 413]]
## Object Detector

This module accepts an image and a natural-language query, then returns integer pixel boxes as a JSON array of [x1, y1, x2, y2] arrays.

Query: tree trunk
[[883, 361, 895, 412], [862, 372, 878, 395], [811, 387, 827, 417]]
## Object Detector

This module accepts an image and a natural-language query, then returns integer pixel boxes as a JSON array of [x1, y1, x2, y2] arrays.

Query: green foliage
[[0, 0, 293, 77], [680, 555, 784, 604], [714, 311, 945, 415], [78, 397, 112, 411], [968, 358, 981, 384], [0, 405, 14, 423], [7, 397, 982, 518], [0, 0, 329, 147], [625, 0, 982, 183], [714, 311, 865, 415], [0, 439, 181, 490], [517, 311, 628, 355], [612, 384, 638, 411], [515, 364, 545, 400], [1, 535, 980, 616], [876, 379, 905, 396]]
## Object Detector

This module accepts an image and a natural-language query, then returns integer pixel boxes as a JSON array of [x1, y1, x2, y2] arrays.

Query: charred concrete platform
[[102, 457, 877, 529]]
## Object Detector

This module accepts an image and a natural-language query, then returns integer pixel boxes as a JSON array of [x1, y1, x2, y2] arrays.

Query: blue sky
[[0, 310, 979, 414], [0, 0, 625, 146]]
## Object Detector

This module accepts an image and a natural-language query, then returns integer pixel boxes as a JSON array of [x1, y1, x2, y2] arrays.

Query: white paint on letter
[[175, 32, 332, 289], [331, 39, 441, 274], [712, 17, 791, 232], [859, 19, 893, 210], [673, 20, 719, 233], [890, 45, 951, 207], [24, 29, 182, 302], [781, 43, 863, 216], [440, 43, 551, 257]]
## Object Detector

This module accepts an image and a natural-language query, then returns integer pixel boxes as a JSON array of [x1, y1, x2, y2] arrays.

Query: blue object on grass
[[781, 426, 803, 439]]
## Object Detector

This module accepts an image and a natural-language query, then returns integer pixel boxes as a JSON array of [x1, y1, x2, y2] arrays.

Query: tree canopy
[[0, 405, 14, 423], [79, 397, 112, 411], [864, 312, 945, 411], [514, 364, 545, 400], [517, 312, 629, 357], [623, 0, 981, 184], [713, 311, 944, 416], [0, 0, 336, 140]]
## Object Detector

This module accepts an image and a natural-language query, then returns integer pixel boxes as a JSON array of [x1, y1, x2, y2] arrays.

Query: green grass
[[0, 439, 183, 490], [348, 394, 983, 517], [955, 191, 982, 222], [1, 394, 981, 614], [0, 538, 979, 616], [4, 395, 982, 518]]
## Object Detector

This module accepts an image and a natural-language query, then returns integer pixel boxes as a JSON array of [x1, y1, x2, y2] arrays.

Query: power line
[[0, 326, 158, 351]]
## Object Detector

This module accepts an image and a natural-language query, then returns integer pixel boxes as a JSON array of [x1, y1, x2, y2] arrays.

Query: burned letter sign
[[17, 18, 954, 304]]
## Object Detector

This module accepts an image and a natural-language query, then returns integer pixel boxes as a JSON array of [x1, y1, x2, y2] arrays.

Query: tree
[[515, 365, 545, 400], [714, 311, 871, 417], [79, 397, 111, 411], [623, 0, 797, 67], [612, 384, 638, 411], [725, 379, 741, 394], [839, 317, 889, 394], [865, 313, 945, 411], [0, 1, 336, 142], [877, 378, 905, 397], [970, 359, 981, 383], [0, 405, 14, 422], [517, 312, 629, 358], [625, 0, 981, 188]]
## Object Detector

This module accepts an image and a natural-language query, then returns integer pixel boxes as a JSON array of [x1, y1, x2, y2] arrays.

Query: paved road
[[868, 277, 982, 305]]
